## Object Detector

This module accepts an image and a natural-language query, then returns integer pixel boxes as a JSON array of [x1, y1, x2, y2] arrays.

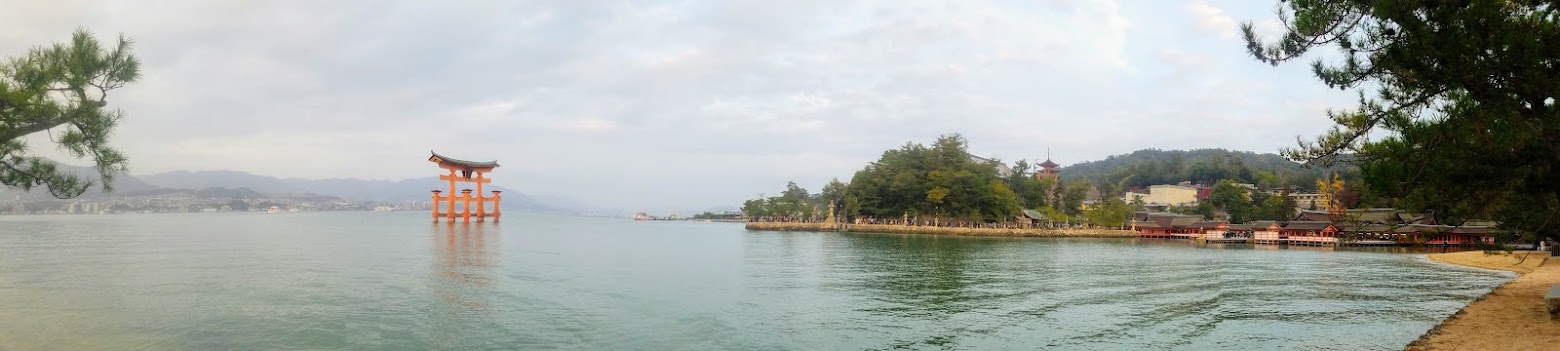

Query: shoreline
[[744, 222, 1138, 238], [1407, 251, 1559, 350]]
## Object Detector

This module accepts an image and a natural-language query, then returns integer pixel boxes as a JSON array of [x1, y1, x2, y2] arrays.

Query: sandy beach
[[1408, 251, 1560, 350]]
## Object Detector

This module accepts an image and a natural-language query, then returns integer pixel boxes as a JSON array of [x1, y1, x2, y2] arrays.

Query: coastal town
[[0, 188, 427, 215], [743, 143, 1516, 249]]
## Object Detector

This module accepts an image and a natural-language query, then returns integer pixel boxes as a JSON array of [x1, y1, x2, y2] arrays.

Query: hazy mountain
[[192, 187, 267, 199], [0, 162, 596, 213], [0, 162, 161, 200], [280, 177, 520, 202], [134, 170, 586, 214], [139, 170, 309, 194], [1058, 148, 1356, 190]]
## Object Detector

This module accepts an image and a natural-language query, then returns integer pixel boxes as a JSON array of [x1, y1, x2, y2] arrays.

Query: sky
[[1, 0, 1358, 213]]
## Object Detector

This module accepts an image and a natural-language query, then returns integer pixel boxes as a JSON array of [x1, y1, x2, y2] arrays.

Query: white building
[[967, 154, 1014, 178], [1124, 184, 1200, 207], [1288, 193, 1325, 211]]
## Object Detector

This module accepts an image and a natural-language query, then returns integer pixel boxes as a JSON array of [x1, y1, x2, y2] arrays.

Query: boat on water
[[633, 212, 653, 221], [267, 206, 280, 214]]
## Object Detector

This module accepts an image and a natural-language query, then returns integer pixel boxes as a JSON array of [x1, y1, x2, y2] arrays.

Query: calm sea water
[[0, 212, 1512, 350]]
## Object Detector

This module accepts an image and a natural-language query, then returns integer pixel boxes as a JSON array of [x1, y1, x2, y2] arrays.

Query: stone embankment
[[743, 222, 1136, 238]]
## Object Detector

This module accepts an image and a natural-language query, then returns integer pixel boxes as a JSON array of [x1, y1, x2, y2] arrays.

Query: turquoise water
[[0, 212, 1512, 350]]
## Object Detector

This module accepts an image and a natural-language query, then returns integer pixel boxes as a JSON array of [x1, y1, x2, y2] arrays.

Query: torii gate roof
[[429, 151, 500, 170]]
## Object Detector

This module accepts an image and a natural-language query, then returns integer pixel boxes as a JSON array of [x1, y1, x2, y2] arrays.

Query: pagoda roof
[[1039, 158, 1060, 168], [429, 151, 500, 169]]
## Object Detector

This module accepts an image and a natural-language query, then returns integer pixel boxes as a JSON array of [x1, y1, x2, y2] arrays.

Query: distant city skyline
[[3, 0, 1354, 211]]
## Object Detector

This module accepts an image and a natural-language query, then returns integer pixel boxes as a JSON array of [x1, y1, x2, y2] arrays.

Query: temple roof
[[1039, 158, 1060, 169], [1411, 224, 1495, 234], [1340, 223, 1395, 233], [1248, 220, 1281, 230], [429, 151, 500, 169], [1189, 220, 1226, 229], [1284, 221, 1336, 231]]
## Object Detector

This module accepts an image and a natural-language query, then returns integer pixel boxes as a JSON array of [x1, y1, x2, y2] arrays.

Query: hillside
[[0, 162, 583, 215], [0, 163, 160, 200], [1058, 149, 1356, 191], [137, 170, 581, 214], [139, 170, 309, 194]]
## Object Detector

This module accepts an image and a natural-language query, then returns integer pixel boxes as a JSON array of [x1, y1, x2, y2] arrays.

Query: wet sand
[[1408, 251, 1560, 350]]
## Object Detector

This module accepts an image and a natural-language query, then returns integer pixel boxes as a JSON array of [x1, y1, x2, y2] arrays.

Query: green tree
[[1170, 202, 1216, 220], [2, 29, 140, 198], [1083, 196, 1132, 228], [1208, 179, 1255, 222], [1030, 175, 1057, 209], [1244, 2, 1559, 238], [1004, 159, 1049, 209], [984, 179, 1022, 221], [1058, 179, 1091, 215], [741, 197, 769, 217], [819, 178, 848, 217], [839, 134, 1021, 222], [1258, 191, 1295, 221]]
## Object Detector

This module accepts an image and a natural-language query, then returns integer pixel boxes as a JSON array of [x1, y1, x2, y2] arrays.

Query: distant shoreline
[[744, 222, 1137, 238]]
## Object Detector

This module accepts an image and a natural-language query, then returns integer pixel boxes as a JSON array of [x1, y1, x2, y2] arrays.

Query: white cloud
[[1, 0, 1357, 210], [560, 118, 619, 133], [1186, 0, 1238, 39]]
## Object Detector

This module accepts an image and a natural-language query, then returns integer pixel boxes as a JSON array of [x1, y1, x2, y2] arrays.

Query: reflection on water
[[430, 222, 500, 311], [1187, 240, 1483, 254]]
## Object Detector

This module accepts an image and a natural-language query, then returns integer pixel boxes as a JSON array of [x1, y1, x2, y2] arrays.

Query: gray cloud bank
[[1, 0, 1352, 212]]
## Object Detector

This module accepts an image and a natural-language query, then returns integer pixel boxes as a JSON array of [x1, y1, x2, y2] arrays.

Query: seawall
[[743, 222, 1137, 238]]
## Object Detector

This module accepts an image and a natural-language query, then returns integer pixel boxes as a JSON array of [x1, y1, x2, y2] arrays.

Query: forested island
[[742, 134, 1348, 228]]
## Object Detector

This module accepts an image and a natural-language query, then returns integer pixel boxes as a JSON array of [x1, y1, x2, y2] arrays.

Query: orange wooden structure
[[429, 151, 502, 223]]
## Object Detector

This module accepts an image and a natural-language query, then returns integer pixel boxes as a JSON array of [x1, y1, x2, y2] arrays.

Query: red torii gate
[[429, 151, 502, 223]]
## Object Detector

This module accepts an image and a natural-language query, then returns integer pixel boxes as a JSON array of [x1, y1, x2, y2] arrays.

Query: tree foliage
[[844, 134, 1022, 222], [1245, 1, 1559, 238], [743, 181, 820, 219], [1208, 180, 1256, 223], [1, 29, 140, 199]]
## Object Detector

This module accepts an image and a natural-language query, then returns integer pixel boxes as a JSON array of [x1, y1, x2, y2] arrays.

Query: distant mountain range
[[1058, 148, 1356, 190], [137, 170, 512, 201], [136, 170, 591, 213], [0, 163, 593, 215]]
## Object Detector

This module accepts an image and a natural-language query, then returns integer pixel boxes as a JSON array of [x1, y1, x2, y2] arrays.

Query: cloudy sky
[[2, 0, 1355, 212]]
